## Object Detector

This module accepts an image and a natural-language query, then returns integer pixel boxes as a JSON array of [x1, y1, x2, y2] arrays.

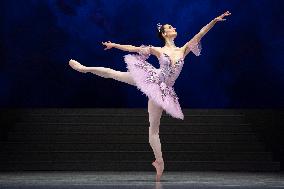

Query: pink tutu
[[123, 42, 201, 120]]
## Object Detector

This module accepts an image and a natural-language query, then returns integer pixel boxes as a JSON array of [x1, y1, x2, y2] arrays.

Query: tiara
[[157, 23, 162, 32]]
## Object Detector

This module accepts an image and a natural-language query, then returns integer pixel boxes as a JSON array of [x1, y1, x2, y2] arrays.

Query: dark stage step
[[0, 151, 274, 161], [0, 161, 280, 172], [0, 108, 281, 171], [1, 142, 267, 152]]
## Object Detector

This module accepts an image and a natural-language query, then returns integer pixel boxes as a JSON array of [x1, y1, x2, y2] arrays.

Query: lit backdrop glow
[[1, 0, 283, 108]]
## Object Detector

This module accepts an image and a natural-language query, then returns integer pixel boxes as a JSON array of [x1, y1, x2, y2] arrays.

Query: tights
[[85, 67, 136, 86], [85, 66, 163, 161]]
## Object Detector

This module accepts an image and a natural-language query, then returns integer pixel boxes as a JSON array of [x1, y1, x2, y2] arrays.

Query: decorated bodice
[[130, 43, 201, 104], [135, 42, 201, 88], [158, 53, 185, 87]]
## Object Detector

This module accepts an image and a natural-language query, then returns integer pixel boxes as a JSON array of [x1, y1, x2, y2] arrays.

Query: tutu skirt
[[124, 54, 184, 120]]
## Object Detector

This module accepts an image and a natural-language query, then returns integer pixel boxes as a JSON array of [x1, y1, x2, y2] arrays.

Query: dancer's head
[[157, 23, 177, 43]]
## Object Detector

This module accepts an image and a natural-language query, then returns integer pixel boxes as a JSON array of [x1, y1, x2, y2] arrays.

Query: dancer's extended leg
[[148, 99, 164, 182], [69, 59, 136, 86]]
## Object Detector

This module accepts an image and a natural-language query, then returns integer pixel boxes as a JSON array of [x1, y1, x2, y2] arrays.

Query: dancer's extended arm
[[102, 42, 140, 52], [181, 11, 231, 57], [102, 41, 160, 57]]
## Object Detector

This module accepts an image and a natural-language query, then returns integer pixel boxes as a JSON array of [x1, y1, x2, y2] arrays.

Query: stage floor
[[0, 171, 284, 189]]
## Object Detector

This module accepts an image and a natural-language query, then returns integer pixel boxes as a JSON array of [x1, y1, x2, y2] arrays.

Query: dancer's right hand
[[215, 11, 231, 22], [102, 41, 116, 50]]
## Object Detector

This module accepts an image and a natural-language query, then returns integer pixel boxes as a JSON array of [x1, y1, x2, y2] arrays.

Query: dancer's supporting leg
[[69, 59, 136, 86], [148, 99, 164, 182]]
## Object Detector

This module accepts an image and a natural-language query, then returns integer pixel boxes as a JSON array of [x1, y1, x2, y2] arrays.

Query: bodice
[[157, 53, 185, 87]]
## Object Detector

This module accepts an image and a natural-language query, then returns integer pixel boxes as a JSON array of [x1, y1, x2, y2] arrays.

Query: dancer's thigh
[[109, 70, 136, 86], [148, 99, 163, 132]]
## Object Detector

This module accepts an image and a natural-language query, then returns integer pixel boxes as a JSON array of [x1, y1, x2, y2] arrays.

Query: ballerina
[[69, 11, 231, 182]]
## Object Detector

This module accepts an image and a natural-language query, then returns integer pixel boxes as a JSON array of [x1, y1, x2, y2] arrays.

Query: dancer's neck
[[164, 38, 176, 48]]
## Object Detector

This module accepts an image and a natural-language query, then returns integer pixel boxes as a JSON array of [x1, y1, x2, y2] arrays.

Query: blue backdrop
[[1, 0, 283, 108]]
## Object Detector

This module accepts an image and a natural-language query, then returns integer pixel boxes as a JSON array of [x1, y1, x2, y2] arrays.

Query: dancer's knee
[[103, 68, 114, 78], [149, 131, 159, 143], [149, 126, 159, 136]]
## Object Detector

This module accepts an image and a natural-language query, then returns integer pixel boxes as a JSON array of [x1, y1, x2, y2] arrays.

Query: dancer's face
[[163, 24, 177, 39]]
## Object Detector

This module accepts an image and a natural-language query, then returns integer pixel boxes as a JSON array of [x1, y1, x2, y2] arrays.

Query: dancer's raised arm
[[181, 11, 231, 57]]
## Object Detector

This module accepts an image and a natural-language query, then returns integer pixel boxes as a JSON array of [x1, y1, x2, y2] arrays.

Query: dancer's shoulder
[[148, 46, 162, 58]]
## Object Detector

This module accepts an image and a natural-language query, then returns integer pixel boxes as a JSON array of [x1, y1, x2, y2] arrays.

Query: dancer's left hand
[[215, 11, 231, 22], [102, 41, 116, 50]]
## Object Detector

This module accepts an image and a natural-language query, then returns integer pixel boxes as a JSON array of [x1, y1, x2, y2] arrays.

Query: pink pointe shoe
[[69, 59, 88, 73], [152, 158, 164, 182]]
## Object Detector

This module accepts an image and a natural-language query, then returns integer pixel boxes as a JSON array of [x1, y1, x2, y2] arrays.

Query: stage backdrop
[[1, 0, 283, 108]]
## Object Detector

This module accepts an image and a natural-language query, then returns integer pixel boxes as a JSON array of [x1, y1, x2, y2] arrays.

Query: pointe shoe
[[156, 173, 162, 182], [69, 59, 88, 73], [152, 159, 164, 182]]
